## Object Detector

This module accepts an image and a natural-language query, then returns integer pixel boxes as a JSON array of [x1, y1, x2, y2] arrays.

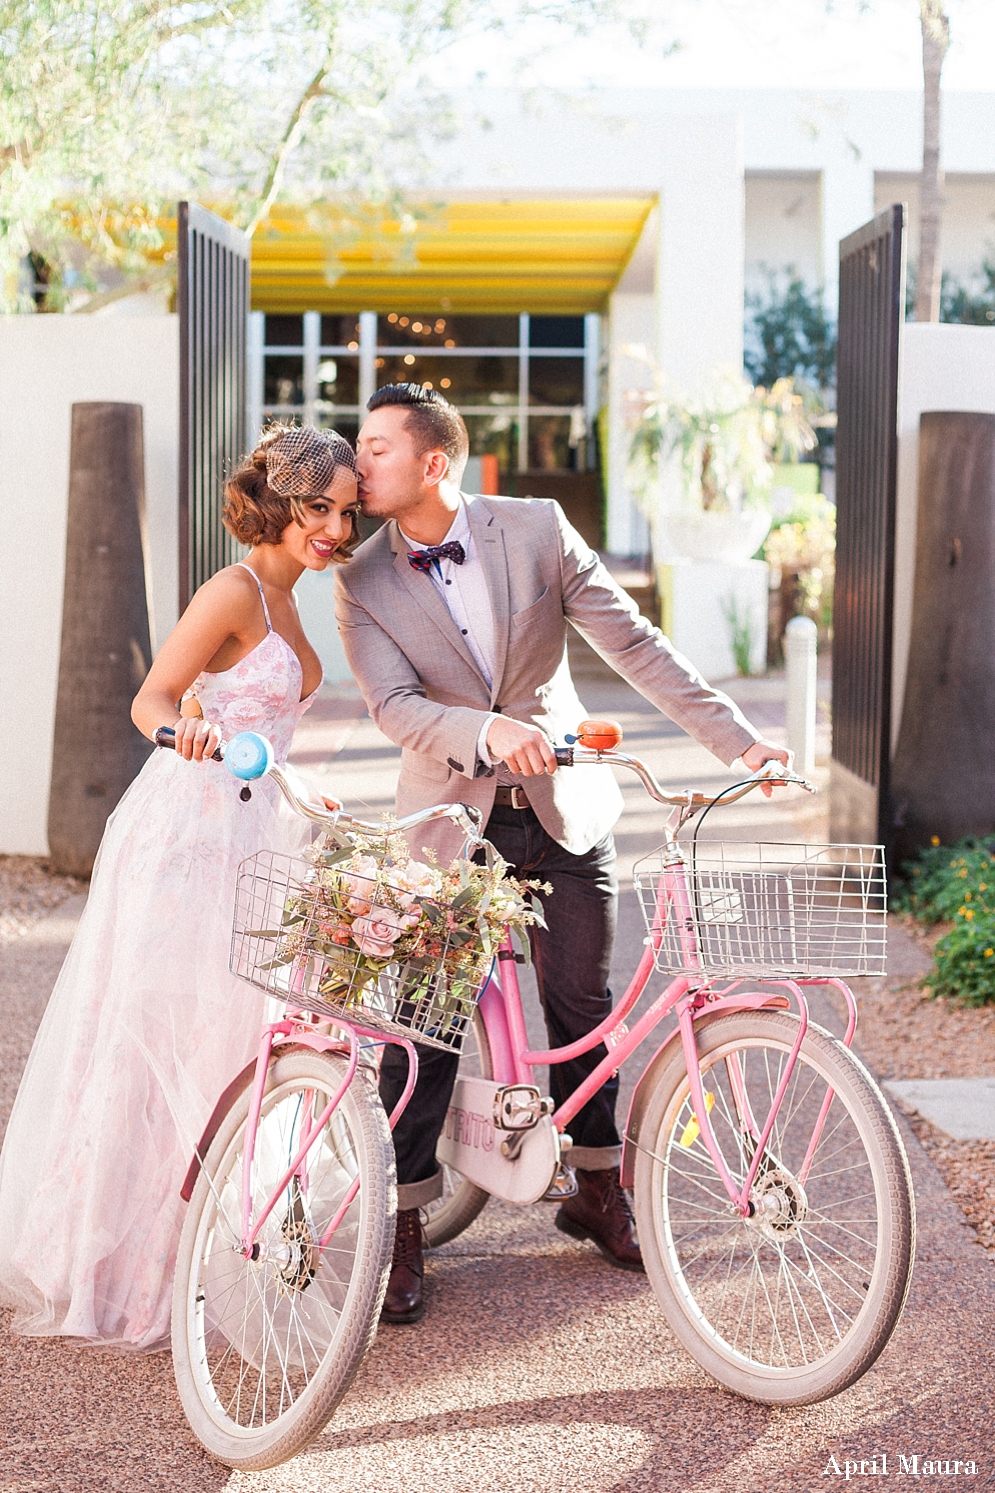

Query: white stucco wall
[[0, 315, 179, 854], [892, 323, 995, 750]]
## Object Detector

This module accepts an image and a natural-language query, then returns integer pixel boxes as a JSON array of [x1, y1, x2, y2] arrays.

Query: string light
[[403, 353, 416, 365], [387, 312, 398, 323], [440, 378, 451, 389], [445, 339, 456, 348], [412, 321, 423, 332]]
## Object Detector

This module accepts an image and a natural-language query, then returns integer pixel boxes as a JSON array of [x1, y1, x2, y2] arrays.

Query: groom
[[335, 383, 788, 1324]]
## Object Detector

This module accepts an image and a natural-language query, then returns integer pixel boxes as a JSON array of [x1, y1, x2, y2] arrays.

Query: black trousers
[[379, 801, 620, 1188]]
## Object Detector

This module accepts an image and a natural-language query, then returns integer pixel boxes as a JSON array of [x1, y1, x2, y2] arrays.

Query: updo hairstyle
[[223, 424, 359, 559]]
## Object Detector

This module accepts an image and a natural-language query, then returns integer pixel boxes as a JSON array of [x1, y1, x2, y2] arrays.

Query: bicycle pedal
[[543, 1162, 578, 1200]]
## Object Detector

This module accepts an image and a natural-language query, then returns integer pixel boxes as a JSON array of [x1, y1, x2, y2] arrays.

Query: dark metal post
[[178, 201, 250, 612], [48, 403, 153, 876], [830, 204, 906, 850]]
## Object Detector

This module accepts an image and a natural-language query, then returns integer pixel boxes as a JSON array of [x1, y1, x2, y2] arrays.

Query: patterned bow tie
[[407, 540, 466, 572]]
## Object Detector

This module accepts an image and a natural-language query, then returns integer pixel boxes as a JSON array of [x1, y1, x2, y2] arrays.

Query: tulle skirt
[[0, 749, 311, 1350]]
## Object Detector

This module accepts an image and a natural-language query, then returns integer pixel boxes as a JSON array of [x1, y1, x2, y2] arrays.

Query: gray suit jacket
[[334, 495, 760, 858]]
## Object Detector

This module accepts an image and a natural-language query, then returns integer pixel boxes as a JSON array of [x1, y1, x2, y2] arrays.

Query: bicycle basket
[[230, 848, 491, 1053], [633, 841, 888, 980]]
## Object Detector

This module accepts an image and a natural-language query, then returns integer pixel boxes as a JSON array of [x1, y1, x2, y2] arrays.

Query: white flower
[[393, 859, 441, 899], [341, 854, 379, 916]]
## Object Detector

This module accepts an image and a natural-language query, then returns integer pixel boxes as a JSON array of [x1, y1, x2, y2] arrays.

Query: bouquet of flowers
[[255, 821, 549, 1039]]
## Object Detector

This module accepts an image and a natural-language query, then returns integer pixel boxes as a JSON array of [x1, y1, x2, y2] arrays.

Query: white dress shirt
[[399, 496, 502, 773]]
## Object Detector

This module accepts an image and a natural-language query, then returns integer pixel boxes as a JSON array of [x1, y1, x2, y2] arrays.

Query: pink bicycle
[[165, 723, 915, 1471]]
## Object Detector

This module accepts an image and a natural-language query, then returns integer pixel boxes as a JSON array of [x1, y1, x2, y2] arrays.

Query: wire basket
[[633, 841, 888, 980], [230, 849, 490, 1053]]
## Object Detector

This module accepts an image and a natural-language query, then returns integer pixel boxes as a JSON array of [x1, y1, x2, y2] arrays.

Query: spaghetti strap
[[236, 562, 273, 632]]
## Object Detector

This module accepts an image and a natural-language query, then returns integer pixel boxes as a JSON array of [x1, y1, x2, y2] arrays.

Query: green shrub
[[930, 916, 995, 1006], [893, 836, 995, 1006], [892, 837, 995, 925]]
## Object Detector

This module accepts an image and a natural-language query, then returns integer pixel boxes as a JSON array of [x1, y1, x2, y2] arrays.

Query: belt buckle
[[510, 785, 528, 810]]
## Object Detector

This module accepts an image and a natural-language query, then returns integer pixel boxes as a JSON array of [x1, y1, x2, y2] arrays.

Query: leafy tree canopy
[[0, 0, 658, 311], [744, 274, 837, 394]]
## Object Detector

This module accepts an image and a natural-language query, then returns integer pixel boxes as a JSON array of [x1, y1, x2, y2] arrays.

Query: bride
[[0, 423, 357, 1351]]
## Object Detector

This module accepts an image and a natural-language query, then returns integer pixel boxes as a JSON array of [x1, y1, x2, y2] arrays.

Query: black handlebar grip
[[154, 726, 223, 762], [554, 747, 574, 766]]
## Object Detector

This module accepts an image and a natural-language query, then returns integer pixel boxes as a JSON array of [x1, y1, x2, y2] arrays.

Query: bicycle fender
[[620, 993, 790, 1188], [179, 1032, 354, 1202]]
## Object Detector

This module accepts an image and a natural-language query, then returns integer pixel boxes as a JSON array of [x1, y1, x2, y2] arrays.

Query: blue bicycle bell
[[226, 732, 274, 782]]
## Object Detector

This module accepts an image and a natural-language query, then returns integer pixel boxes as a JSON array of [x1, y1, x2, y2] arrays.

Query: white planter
[[664, 507, 772, 565]]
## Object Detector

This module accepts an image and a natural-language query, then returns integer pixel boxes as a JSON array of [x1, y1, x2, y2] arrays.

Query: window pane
[[264, 355, 303, 407], [265, 314, 303, 348], [529, 315, 584, 348], [463, 413, 517, 476], [528, 414, 577, 470], [321, 315, 360, 348], [378, 314, 519, 348], [315, 356, 359, 406], [377, 354, 518, 402], [528, 357, 584, 407]]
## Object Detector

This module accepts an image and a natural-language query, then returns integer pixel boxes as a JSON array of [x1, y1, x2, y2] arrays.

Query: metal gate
[[830, 204, 906, 847], [178, 201, 250, 611]]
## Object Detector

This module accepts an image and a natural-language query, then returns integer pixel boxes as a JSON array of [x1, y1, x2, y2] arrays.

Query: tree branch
[[242, 60, 333, 238], [74, 261, 175, 314]]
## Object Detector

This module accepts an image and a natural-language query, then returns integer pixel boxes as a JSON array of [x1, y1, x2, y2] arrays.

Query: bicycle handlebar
[[154, 725, 812, 842], [553, 744, 816, 805], [154, 727, 486, 847]]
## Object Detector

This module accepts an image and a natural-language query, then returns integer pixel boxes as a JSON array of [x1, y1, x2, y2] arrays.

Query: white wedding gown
[[0, 568, 319, 1350]]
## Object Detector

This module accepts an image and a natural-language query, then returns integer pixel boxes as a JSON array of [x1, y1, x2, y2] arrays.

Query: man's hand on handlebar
[[486, 717, 558, 778], [171, 716, 223, 763], [741, 739, 793, 797]]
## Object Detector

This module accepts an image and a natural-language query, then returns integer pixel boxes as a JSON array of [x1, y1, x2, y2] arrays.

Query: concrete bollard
[[785, 614, 818, 775]]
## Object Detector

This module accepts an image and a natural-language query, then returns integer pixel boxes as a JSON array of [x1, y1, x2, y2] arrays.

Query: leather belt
[[493, 784, 531, 809]]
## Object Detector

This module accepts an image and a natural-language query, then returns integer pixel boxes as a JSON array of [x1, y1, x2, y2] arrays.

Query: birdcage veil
[[264, 425, 357, 498]]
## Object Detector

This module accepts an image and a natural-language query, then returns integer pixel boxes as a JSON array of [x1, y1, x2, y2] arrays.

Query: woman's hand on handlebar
[[171, 716, 223, 763], [741, 739, 792, 797]]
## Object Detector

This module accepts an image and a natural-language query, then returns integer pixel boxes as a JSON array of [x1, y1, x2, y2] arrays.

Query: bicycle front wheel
[[172, 1044, 395, 1470], [633, 1010, 915, 1406]]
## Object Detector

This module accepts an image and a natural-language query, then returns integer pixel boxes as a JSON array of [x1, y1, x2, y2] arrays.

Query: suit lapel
[[468, 497, 510, 707], [389, 522, 484, 681]]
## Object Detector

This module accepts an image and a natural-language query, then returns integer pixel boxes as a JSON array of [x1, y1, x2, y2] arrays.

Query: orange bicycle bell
[[575, 719, 624, 751]]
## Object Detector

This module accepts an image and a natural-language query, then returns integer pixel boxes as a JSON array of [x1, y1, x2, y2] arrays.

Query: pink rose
[[351, 903, 418, 959]]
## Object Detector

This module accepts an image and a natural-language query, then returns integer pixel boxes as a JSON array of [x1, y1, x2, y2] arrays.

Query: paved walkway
[[1, 648, 993, 1492]]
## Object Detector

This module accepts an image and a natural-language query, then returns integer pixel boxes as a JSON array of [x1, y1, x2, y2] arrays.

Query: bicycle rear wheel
[[172, 1044, 395, 1470], [422, 1003, 492, 1248], [633, 1010, 915, 1406]]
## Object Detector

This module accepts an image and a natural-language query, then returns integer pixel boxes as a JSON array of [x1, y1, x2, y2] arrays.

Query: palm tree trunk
[[915, 1, 950, 323]]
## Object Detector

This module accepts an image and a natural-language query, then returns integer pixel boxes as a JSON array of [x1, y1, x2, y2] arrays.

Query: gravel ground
[[0, 855, 85, 949], [845, 920, 995, 1260]]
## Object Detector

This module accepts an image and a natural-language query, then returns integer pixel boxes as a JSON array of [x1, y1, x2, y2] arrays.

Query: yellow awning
[[249, 197, 655, 315]]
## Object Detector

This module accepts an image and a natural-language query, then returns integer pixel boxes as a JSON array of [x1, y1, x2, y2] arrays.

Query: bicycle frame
[[478, 846, 857, 1221]]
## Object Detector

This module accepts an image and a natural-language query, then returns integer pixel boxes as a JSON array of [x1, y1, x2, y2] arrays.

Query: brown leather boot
[[555, 1166, 644, 1272], [380, 1207, 426, 1325]]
